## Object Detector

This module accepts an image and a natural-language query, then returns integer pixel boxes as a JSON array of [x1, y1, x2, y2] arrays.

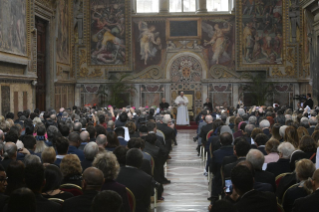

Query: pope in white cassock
[[174, 91, 190, 125]]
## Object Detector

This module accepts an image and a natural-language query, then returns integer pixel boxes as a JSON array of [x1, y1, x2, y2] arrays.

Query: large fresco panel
[[240, 0, 284, 65], [56, 0, 71, 64], [0, 0, 27, 56], [89, 0, 127, 66], [202, 17, 235, 69], [133, 20, 166, 70]]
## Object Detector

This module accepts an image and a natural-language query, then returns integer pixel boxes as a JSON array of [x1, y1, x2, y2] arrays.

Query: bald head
[[205, 115, 213, 124], [96, 134, 108, 147], [80, 131, 90, 143], [82, 167, 105, 191]]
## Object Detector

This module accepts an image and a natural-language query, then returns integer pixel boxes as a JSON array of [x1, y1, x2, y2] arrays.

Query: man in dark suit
[[308, 117, 317, 136], [25, 163, 61, 212], [221, 137, 247, 168], [116, 148, 153, 212], [1, 142, 17, 171], [304, 93, 314, 109], [159, 98, 169, 111], [292, 169, 319, 212], [200, 115, 213, 147], [54, 136, 69, 166], [157, 114, 175, 151], [266, 142, 295, 177], [223, 139, 251, 178], [115, 127, 127, 146], [226, 165, 277, 212], [203, 98, 213, 112], [254, 133, 269, 155], [246, 149, 276, 191], [62, 167, 104, 212], [79, 131, 90, 151], [16, 135, 42, 161], [210, 132, 234, 204], [68, 132, 85, 162]]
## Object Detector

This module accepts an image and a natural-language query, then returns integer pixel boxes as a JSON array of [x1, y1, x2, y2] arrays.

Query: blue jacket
[[68, 145, 85, 162]]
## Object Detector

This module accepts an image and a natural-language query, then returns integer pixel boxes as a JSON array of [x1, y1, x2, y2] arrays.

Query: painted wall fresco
[[303, 10, 312, 65], [0, 0, 27, 56], [202, 18, 235, 69], [56, 0, 70, 64], [89, 0, 126, 65], [241, 0, 284, 65], [133, 20, 166, 70]]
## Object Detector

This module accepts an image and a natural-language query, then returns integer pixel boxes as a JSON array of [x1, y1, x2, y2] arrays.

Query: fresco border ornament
[[209, 65, 240, 79], [236, 0, 288, 70], [83, 0, 132, 71]]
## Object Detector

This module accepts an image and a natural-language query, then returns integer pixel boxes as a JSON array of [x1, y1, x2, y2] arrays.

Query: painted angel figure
[[202, 22, 232, 65], [138, 21, 162, 65]]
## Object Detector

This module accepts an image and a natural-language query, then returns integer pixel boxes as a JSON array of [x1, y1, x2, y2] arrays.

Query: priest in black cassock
[[159, 98, 169, 111], [203, 98, 213, 112]]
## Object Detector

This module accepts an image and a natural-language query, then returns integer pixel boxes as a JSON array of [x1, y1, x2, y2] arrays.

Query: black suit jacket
[[304, 98, 314, 109], [62, 190, 98, 212], [266, 158, 291, 177], [0, 194, 8, 212], [307, 127, 315, 136], [257, 146, 267, 155], [81, 159, 93, 171], [235, 190, 277, 212], [292, 189, 319, 212], [0, 159, 13, 171], [35, 194, 61, 212], [221, 155, 237, 168], [254, 170, 276, 191], [116, 167, 152, 212], [200, 123, 213, 146], [211, 146, 234, 175], [157, 123, 175, 151], [223, 158, 246, 178]]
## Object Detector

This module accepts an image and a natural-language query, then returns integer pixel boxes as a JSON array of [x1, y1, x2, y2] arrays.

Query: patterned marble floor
[[152, 130, 210, 212]]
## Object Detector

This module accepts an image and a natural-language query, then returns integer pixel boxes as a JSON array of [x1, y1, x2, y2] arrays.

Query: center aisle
[[153, 129, 209, 212]]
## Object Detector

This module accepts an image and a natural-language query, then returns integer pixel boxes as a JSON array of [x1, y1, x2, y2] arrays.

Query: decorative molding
[[128, 66, 163, 80], [209, 65, 240, 79]]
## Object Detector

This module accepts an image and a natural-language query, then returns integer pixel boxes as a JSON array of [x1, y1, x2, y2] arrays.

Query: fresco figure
[[57, 0, 70, 64]]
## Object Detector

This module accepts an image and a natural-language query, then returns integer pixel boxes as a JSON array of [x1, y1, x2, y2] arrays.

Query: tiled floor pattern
[[152, 130, 209, 212]]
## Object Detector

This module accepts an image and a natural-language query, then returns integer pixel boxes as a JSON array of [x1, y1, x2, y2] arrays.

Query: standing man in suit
[[116, 148, 153, 212], [159, 98, 169, 112], [292, 168, 319, 212], [203, 98, 213, 112], [62, 167, 105, 212], [226, 165, 277, 212], [304, 93, 314, 109]]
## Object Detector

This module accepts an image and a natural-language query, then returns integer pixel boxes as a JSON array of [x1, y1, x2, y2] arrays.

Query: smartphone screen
[[301, 103, 304, 107], [225, 179, 233, 193]]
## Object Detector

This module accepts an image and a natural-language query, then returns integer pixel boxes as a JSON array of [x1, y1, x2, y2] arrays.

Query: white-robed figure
[[174, 91, 190, 125]]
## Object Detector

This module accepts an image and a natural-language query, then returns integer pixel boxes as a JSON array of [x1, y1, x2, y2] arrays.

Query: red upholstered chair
[[60, 183, 83, 196], [277, 203, 284, 212], [275, 172, 291, 188], [48, 198, 64, 206], [206, 129, 214, 141], [126, 187, 136, 212]]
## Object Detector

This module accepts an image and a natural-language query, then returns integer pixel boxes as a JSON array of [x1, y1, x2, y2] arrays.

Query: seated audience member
[[115, 127, 127, 146], [233, 121, 246, 139], [25, 163, 61, 212], [126, 121, 139, 138], [283, 159, 315, 212], [41, 147, 56, 167], [113, 146, 127, 167], [264, 139, 280, 164], [54, 136, 69, 166], [297, 127, 309, 142], [73, 122, 82, 135], [24, 155, 41, 167], [35, 125, 48, 154], [60, 154, 83, 186], [210, 132, 234, 204], [127, 137, 151, 164], [244, 124, 256, 144], [210, 199, 236, 212], [270, 123, 282, 141], [17, 135, 42, 161], [223, 139, 251, 178], [116, 148, 153, 212], [284, 126, 299, 149], [96, 134, 108, 149], [79, 131, 90, 151], [93, 152, 130, 212], [226, 165, 277, 212], [62, 167, 104, 212], [87, 125, 97, 142], [42, 165, 73, 200], [1, 142, 17, 171], [46, 126, 59, 147], [308, 117, 317, 136], [82, 142, 99, 170], [290, 135, 317, 168], [246, 149, 276, 190], [92, 190, 123, 212], [7, 188, 35, 212], [59, 124, 70, 138], [260, 120, 271, 138], [254, 133, 269, 155], [106, 120, 115, 133], [5, 161, 25, 196], [95, 124, 107, 136], [67, 132, 85, 162], [105, 132, 120, 151], [293, 168, 319, 212], [250, 128, 263, 144], [157, 114, 175, 151], [266, 142, 295, 177]]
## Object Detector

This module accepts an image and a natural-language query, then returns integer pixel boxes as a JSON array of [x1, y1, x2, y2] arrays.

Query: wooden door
[[35, 17, 47, 111]]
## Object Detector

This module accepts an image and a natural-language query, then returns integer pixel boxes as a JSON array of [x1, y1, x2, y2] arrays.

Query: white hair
[[84, 142, 99, 160], [259, 120, 270, 129], [248, 116, 257, 125], [278, 142, 295, 159], [238, 108, 245, 116], [285, 114, 292, 121], [279, 125, 288, 138], [246, 149, 265, 170], [163, 114, 171, 124], [205, 115, 213, 123]]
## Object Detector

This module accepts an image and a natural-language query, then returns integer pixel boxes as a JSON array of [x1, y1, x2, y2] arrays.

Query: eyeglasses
[[0, 177, 8, 183]]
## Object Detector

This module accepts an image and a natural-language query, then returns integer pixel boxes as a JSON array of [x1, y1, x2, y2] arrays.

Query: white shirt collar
[[56, 155, 65, 159]]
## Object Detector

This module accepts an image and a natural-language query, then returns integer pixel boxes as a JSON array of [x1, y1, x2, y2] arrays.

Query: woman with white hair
[[93, 152, 130, 212]]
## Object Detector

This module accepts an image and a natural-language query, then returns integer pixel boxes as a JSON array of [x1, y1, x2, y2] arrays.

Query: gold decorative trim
[[128, 65, 163, 80], [209, 65, 239, 79], [83, 0, 132, 71]]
